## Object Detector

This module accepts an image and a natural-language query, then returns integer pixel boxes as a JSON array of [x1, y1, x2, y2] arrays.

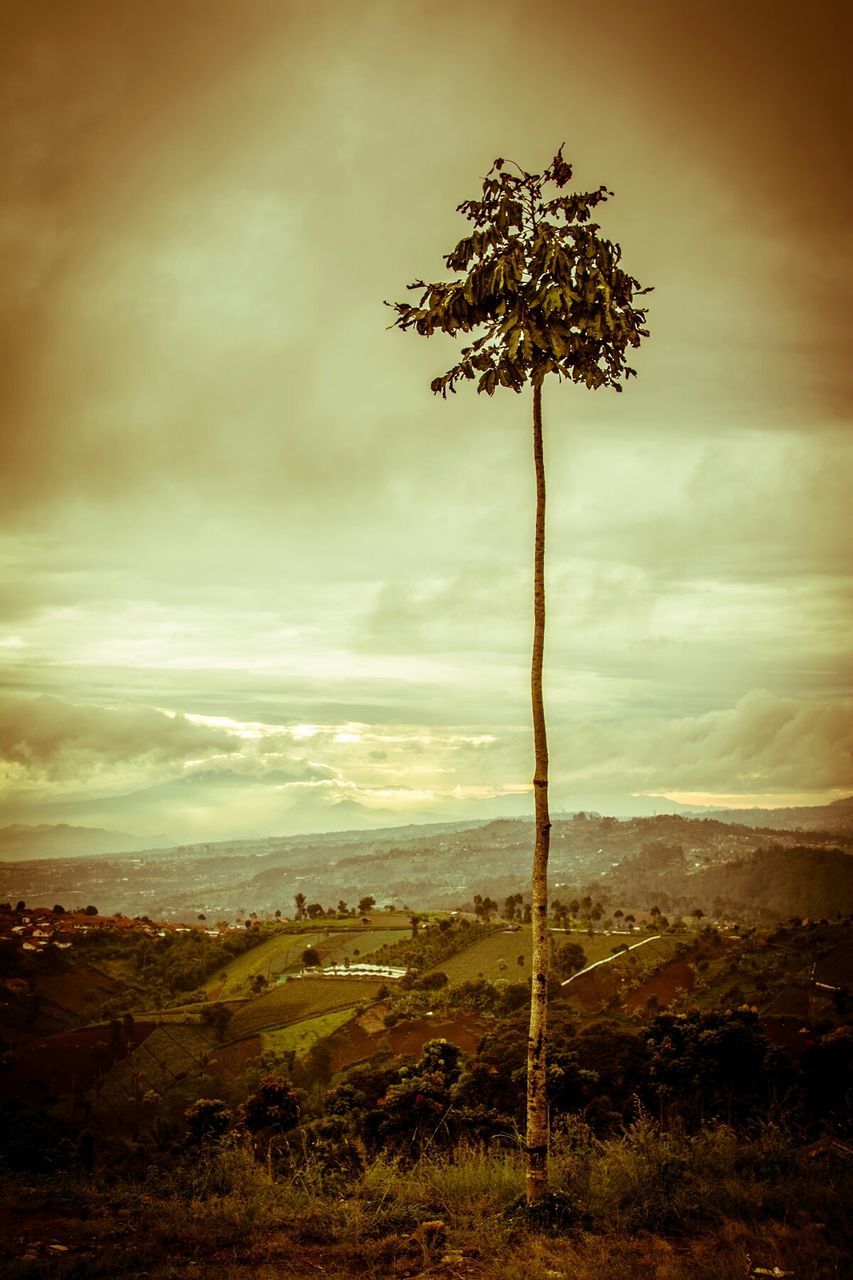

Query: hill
[[0, 823, 171, 859], [3, 807, 850, 922], [1, 895, 850, 1277], [695, 795, 853, 833]]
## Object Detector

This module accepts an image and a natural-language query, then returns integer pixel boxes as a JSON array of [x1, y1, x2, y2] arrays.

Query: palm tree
[[389, 148, 650, 1205]]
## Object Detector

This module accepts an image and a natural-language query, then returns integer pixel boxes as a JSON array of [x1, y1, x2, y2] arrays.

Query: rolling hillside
[[5, 807, 849, 922]]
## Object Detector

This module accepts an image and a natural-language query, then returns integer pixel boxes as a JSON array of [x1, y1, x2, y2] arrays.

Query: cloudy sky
[[1, 0, 851, 842]]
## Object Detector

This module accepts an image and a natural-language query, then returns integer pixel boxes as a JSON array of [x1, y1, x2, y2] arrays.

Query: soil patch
[[207, 1035, 264, 1095], [326, 1017, 383, 1071], [0, 1021, 155, 1100], [35, 966, 125, 1016], [623, 958, 695, 1012], [386, 1015, 491, 1058]]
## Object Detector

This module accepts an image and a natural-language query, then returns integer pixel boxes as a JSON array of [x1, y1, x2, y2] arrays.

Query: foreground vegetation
[[2, 1120, 849, 1279], [2, 907, 850, 1276]]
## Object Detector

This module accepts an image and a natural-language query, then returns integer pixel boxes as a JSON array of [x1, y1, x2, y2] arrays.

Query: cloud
[[0, 2, 848, 840], [0, 694, 239, 789], [555, 691, 853, 796]]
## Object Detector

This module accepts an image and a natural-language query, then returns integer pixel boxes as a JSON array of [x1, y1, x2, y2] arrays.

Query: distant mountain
[[12, 770, 417, 843], [0, 823, 172, 860], [693, 796, 853, 832]]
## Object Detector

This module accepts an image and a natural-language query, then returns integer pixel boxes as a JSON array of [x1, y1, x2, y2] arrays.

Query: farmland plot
[[426, 927, 533, 986], [320, 928, 410, 965], [94, 1023, 214, 1124], [226, 976, 382, 1042], [204, 932, 316, 997], [562, 936, 681, 1011], [262, 1008, 355, 1057]]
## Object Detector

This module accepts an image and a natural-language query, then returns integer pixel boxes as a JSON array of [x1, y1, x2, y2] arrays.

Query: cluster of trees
[[609, 844, 852, 926], [385, 975, 531, 1024], [177, 1010, 851, 1177], [72, 921, 275, 1004], [696, 847, 853, 922], [372, 916, 498, 974], [292, 894, 378, 921], [336, 1010, 849, 1148]]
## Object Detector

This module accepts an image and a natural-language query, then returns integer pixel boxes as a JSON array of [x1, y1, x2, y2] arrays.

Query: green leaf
[[390, 147, 651, 398]]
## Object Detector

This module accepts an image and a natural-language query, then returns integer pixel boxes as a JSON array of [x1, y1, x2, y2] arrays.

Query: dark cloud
[[0, 2, 849, 830], [0, 694, 238, 784], [557, 692, 853, 795]]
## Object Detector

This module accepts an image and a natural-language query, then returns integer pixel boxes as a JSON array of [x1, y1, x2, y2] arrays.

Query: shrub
[[185, 1098, 232, 1145], [239, 1076, 304, 1134]]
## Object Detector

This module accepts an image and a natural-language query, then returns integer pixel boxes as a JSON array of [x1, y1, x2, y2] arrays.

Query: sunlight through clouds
[[0, 1, 850, 838]]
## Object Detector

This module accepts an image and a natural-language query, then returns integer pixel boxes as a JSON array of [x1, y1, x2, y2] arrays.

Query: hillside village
[[1, 813, 851, 1278], [0, 903, 241, 955], [3, 810, 850, 925]]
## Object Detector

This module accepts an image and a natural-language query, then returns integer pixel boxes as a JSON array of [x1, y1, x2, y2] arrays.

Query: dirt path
[[561, 934, 662, 987]]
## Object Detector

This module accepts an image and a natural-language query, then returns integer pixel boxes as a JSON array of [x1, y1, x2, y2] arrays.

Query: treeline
[[693, 845, 853, 921], [603, 842, 853, 924], [316, 1009, 850, 1158], [72, 923, 276, 1005], [373, 915, 499, 971]]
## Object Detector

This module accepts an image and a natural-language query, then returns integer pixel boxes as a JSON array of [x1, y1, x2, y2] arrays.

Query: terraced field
[[225, 976, 383, 1042], [36, 966, 126, 1017], [94, 1023, 214, 1125], [0, 1022, 157, 1101]]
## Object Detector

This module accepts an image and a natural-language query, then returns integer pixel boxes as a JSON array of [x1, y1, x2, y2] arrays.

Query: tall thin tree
[[388, 148, 650, 1204]]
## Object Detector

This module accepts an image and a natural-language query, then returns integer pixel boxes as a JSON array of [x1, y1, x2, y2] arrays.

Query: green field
[[428, 928, 534, 985], [262, 1008, 355, 1057], [226, 976, 382, 1042], [320, 928, 410, 964], [595, 933, 678, 973], [205, 926, 412, 998], [567, 930, 669, 967], [427, 928, 683, 988], [204, 932, 317, 997]]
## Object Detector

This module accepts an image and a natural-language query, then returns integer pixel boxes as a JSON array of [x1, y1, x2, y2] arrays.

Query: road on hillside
[[561, 934, 662, 987]]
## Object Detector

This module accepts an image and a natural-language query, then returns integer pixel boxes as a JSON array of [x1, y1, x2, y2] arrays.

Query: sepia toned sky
[[1, 0, 851, 842]]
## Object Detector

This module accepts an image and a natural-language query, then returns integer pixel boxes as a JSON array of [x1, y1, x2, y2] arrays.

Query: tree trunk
[[526, 379, 551, 1207]]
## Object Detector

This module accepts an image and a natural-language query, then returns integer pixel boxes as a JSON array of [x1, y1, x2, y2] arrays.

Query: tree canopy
[[388, 147, 651, 399]]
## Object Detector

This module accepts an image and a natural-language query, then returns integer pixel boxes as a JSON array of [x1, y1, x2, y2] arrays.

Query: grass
[[262, 1008, 354, 1057], [428, 926, 534, 985], [320, 929, 410, 964], [3, 1123, 848, 1279], [204, 933, 316, 997], [427, 927, 676, 987]]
